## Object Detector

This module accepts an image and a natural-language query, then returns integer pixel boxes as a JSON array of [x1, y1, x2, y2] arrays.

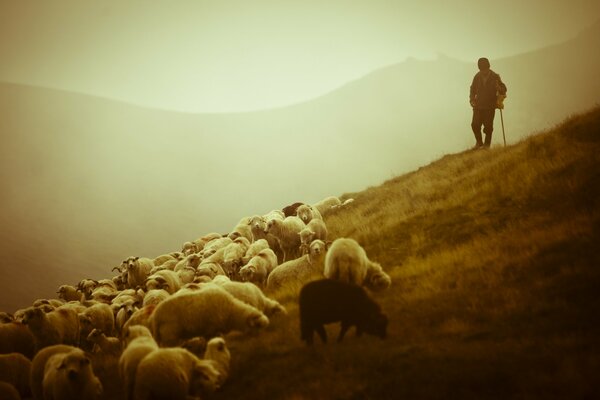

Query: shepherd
[[469, 57, 507, 149]]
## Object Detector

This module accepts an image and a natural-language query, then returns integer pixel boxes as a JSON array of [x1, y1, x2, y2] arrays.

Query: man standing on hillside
[[469, 57, 507, 149]]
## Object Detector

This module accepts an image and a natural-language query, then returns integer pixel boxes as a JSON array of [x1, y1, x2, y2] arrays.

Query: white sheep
[[0, 352, 31, 399], [144, 269, 182, 294], [42, 346, 103, 400], [77, 279, 98, 300], [228, 217, 254, 242], [265, 216, 305, 262], [203, 336, 231, 389], [242, 238, 270, 263], [323, 237, 371, 286], [78, 303, 115, 348], [222, 237, 251, 278], [153, 253, 177, 266], [364, 261, 392, 291], [299, 218, 328, 255], [312, 195, 342, 216], [239, 248, 278, 286], [119, 325, 158, 400], [141, 289, 170, 308], [295, 204, 323, 224], [177, 266, 197, 285], [31, 344, 77, 400], [0, 321, 36, 360], [133, 347, 220, 400], [22, 306, 79, 350], [150, 285, 269, 346], [86, 328, 121, 355], [120, 305, 156, 337], [56, 285, 82, 302], [174, 253, 202, 273], [247, 215, 284, 262], [181, 241, 197, 256], [115, 299, 140, 335], [267, 239, 327, 291], [212, 279, 286, 317], [196, 262, 226, 280], [0, 311, 14, 323], [125, 257, 154, 289]]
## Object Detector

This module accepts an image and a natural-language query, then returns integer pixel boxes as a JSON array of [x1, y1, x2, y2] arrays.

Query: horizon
[[1, 1, 598, 113]]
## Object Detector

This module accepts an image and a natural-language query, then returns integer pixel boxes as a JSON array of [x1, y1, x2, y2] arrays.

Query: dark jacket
[[470, 70, 507, 109]]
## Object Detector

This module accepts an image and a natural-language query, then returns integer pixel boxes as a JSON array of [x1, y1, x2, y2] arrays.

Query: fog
[[0, 2, 599, 311]]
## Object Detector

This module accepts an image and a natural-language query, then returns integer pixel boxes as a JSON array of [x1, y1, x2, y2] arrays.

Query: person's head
[[477, 57, 490, 71]]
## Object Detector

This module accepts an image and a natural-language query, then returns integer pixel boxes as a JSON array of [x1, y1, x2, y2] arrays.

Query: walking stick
[[500, 108, 506, 147]]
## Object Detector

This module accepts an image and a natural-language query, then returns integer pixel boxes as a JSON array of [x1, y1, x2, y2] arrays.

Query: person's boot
[[483, 132, 492, 148], [473, 131, 483, 149]]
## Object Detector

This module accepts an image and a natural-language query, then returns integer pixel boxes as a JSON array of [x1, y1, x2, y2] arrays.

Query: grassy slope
[[210, 107, 600, 400]]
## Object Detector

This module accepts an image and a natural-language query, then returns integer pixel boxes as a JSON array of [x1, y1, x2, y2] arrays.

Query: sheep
[[21, 306, 79, 350], [150, 285, 269, 346], [199, 246, 227, 268], [144, 269, 182, 294], [56, 285, 82, 302], [0, 321, 35, 360], [86, 329, 121, 355], [202, 237, 233, 256], [282, 201, 305, 217], [78, 303, 115, 348], [115, 299, 139, 335], [299, 279, 388, 345], [239, 248, 278, 286], [141, 289, 170, 307], [125, 256, 154, 289], [180, 336, 207, 358], [42, 346, 103, 400], [265, 216, 305, 262], [0, 311, 14, 323], [242, 238, 270, 263], [295, 204, 323, 224], [331, 197, 355, 210], [324, 237, 371, 286], [200, 232, 225, 243], [77, 279, 98, 300], [267, 239, 327, 291], [203, 337, 231, 389], [248, 216, 284, 263], [0, 382, 20, 400], [119, 325, 158, 400], [174, 253, 202, 273], [177, 266, 197, 285], [120, 305, 156, 338], [111, 289, 142, 309], [228, 217, 253, 242], [90, 279, 118, 303], [0, 353, 31, 399], [153, 253, 177, 266], [212, 279, 286, 317], [31, 344, 75, 400], [299, 218, 328, 255], [222, 237, 251, 279], [196, 261, 226, 280], [181, 241, 197, 256], [312, 195, 342, 216], [32, 298, 64, 309], [364, 261, 392, 292], [133, 347, 220, 400]]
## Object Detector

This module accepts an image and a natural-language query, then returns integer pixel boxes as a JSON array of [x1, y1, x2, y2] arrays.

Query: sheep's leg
[[337, 322, 351, 342], [315, 325, 327, 343]]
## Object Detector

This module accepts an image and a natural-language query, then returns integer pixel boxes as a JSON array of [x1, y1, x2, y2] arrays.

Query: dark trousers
[[471, 108, 496, 146]]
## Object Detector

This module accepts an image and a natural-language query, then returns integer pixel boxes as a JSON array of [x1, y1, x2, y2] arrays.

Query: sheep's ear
[[57, 359, 67, 369]]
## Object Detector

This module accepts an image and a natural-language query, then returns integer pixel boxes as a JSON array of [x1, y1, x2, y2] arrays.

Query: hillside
[[1, 20, 599, 313], [203, 106, 599, 399]]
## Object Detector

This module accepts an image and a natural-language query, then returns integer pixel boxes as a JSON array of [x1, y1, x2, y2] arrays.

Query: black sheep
[[282, 202, 305, 218], [299, 279, 388, 345]]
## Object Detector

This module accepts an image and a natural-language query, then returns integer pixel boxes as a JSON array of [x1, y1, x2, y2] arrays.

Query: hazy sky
[[1, 0, 598, 112]]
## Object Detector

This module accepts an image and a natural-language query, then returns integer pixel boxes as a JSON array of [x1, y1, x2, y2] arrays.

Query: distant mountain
[[1, 21, 599, 312]]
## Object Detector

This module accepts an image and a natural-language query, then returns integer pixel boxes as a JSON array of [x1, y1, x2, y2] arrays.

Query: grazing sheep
[[364, 261, 392, 292], [196, 262, 226, 280], [242, 238, 270, 263], [145, 269, 182, 294], [78, 303, 115, 347], [22, 306, 79, 350], [141, 289, 170, 308], [133, 347, 220, 400], [267, 240, 327, 291], [86, 329, 121, 355], [125, 257, 154, 289], [239, 248, 278, 286], [265, 216, 305, 262], [324, 238, 370, 286], [299, 279, 388, 345], [312, 195, 342, 216], [212, 279, 286, 317], [295, 204, 323, 224], [203, 337, 231, 389], [299, 218, 328, 255], [0, 382, 20, 400], [282, 202, 305, 217], [119, 325, 158, 400], [0, 352, 31, 398], [56, 285, 82, 302], [42, 346, 103, 400], [0, 321, 35, 359], [151, 285, 269, 346]]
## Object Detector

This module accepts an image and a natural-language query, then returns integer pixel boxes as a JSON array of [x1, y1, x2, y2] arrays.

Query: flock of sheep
[[0, 195, 392, 400]]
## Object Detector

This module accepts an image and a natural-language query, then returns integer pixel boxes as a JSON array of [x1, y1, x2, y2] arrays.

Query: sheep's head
[[21, 307, 44, 324], [265, 219, 280, 234], [308, 240, 326, 264], [197, 263, 220, 279], [190, 361, 221, 394], [296, 205, 313, 223], [238, 265, 255, 282], [0, 311, 14, 323], [204, 337, 231, 367], [87, 328, 103, 342], [57, 350, 92, 381], [246, 312, 269, 330], [182, 242, 196, 255]]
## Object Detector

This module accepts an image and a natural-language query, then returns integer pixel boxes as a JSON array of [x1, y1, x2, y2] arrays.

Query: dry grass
[[93, 107, 600, 399]]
